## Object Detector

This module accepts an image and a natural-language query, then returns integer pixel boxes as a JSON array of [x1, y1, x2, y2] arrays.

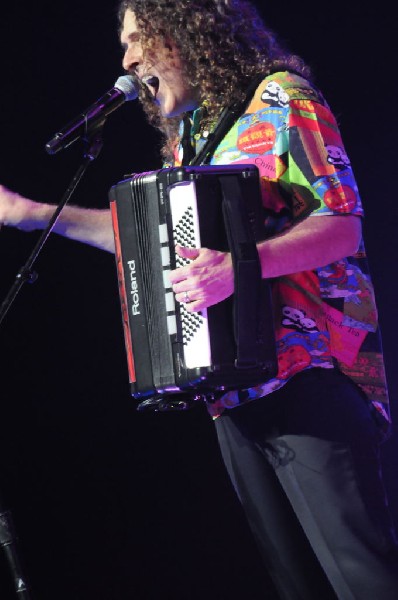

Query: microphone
[[45, 75, 140, 155]]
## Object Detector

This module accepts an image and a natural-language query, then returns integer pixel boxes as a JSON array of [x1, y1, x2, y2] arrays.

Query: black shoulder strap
[[219, 174, 264, 367], [190, 73, 266, 166]]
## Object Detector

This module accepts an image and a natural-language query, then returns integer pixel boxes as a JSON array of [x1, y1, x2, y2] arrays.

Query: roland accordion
[[109, 164, 277, 410]]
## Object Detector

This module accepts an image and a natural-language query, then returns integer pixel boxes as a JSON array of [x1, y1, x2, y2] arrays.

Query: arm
[[169, 214, 362, 312], [257, 214, 361, 279], [0, 185, 115, 253]]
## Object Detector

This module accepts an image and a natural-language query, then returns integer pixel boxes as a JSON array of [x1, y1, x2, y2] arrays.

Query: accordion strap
[[220, 175, 263, 368], [190, 74, 265, 166]]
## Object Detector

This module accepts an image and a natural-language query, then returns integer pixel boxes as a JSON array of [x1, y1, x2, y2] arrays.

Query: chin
[[160, 95, 200, 118], [160, 104, 185, 118]]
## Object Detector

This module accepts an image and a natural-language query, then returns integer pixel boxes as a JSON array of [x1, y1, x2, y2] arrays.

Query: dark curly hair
[[118, 0, 312, 161]]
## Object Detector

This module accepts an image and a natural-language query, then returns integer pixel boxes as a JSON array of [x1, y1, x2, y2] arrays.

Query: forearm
[[168, 215, 362, 312], [46, 204, 115, 253], [258, 215, 362, 279], [0, 185, 115, 253]]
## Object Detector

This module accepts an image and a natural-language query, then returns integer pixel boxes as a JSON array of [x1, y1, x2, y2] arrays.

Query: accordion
[[109, 164, 277, 410]]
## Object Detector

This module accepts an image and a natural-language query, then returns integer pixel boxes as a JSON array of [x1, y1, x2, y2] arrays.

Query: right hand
[[0, 185, 44, 231]]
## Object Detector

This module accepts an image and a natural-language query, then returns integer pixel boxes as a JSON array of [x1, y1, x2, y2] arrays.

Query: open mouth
[[142, 75, 160, 99]]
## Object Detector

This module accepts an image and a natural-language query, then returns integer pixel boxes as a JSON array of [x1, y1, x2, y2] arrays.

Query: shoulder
[[246, 71, 327, 114]]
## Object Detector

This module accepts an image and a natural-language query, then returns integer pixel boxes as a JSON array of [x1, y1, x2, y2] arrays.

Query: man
[[1, 1, 397, 597]]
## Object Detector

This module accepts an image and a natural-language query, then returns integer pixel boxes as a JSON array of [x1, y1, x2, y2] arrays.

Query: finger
[[172, 281, 187, 295], [177, 291, 188, 304], [183, 298, 205, 313], [175, 245, 200, 260], [175, 290, 205, 312], [169, 265, 191, 284], [176, 290, 194, 305]]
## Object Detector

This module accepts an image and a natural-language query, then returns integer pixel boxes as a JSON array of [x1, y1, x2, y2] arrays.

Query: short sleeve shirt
[[175, 72, 390, 435]]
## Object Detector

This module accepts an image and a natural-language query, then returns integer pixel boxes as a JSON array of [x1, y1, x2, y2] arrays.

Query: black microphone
[[45, 75, 140, 155]]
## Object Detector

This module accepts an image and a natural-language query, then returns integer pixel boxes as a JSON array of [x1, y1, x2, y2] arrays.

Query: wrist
[[13, 195, 51, 231]]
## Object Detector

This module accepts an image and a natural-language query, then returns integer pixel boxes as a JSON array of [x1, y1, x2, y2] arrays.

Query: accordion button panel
[[169, 181, 211, 369]]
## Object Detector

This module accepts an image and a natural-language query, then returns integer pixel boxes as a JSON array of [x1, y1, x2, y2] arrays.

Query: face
[[120, 9, 200, 117]]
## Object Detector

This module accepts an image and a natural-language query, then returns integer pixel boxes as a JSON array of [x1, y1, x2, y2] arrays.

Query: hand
[[169, 245, 234, 312], [0, 185, 44, 231]]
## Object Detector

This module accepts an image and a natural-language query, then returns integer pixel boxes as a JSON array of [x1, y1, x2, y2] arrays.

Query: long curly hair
[[118, 0, 312, 161]]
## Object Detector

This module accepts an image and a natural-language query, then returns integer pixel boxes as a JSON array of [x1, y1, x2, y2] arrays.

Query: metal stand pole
[[0, 504, 32, 599], [0, 128, 105, 598]]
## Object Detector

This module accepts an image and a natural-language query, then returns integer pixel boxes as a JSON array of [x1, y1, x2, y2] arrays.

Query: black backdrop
[[0, 2, 396, 599]]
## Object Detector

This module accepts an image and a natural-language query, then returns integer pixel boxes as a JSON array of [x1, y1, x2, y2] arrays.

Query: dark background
[[0, 2, 396, 598]]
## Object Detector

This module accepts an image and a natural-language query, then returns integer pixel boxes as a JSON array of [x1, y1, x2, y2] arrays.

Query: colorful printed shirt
[[174, 71, 390, 436]]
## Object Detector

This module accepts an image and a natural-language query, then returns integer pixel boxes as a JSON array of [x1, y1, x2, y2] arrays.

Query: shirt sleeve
[[284, 95, 364, 218], [211, 73, 364, 235]]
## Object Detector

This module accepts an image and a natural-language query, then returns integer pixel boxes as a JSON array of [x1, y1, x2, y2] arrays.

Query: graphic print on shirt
[[173, 71, 390, 433]]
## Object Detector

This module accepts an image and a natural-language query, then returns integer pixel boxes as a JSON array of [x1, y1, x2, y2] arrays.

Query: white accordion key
[[159, 222, 177, 336]]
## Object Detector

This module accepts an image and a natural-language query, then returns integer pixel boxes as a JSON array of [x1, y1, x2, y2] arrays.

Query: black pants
[[214, 368, 398, 599]]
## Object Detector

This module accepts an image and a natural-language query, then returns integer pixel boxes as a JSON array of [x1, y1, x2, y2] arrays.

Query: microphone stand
[[0, 126, 104, 325], [0, 125, 105, 599]]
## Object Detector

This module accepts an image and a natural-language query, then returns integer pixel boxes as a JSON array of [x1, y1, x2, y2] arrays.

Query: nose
[[122, 46, 142, 75]]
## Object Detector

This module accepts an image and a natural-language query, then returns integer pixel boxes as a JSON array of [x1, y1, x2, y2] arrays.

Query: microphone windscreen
[[114, 75, 140, 101]]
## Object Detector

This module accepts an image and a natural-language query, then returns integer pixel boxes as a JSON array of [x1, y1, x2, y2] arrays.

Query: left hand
[[169, 245, 234, 312]]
